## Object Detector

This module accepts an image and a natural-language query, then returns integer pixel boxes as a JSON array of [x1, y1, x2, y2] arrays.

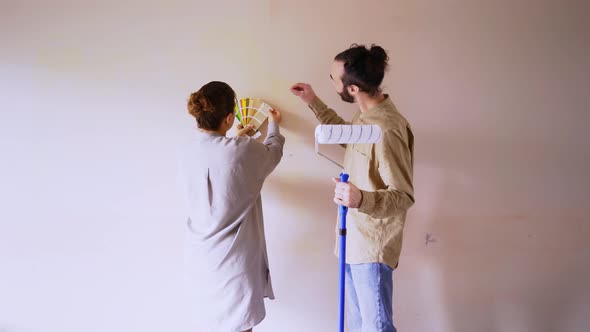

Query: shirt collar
[[361, 94, 396, 118]]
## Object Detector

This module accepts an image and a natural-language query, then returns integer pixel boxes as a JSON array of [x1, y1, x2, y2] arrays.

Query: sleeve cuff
[[267, 121, 280, 135], [357, 190, 375, 214]]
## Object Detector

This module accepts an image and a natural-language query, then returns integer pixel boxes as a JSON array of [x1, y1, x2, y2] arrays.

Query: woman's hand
[[269, 108, 282, 124], [236, 124, 254, 137]]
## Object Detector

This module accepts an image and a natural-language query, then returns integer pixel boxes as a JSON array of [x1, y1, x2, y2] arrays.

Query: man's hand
[[236, 124, 254, 137], [290, 83, 317, 105], [332, 177, 363, 208]]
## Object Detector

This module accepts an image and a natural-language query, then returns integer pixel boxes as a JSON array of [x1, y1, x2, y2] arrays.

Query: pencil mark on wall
[[425, 233, 437, 246]]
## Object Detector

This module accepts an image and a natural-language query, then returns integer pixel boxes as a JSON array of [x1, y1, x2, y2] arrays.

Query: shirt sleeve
[[308, 97, 350, 125], [245, 121, 286, 181], [357, 128, 415, 219]]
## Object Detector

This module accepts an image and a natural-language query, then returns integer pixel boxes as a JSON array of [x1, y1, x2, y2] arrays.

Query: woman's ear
[[226, 113, 235, 126], [348, 84, 360, 96]]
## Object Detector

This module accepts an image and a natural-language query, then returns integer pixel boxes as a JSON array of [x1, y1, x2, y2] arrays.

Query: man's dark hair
[[334, 44, 389, 96]]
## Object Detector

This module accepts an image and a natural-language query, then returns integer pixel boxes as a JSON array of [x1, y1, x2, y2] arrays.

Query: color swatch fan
[[234, 98, 272, 138]]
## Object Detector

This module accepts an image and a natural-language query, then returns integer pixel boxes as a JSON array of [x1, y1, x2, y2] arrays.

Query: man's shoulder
[[364, 107, 410, 135]]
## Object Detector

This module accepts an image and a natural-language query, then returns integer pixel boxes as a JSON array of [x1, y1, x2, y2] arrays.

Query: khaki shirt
[[309, 96, 415, 269]]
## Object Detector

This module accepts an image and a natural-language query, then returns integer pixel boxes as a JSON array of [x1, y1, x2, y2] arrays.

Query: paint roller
[[315, 124, 382, 168], [314, 124, 382, 332]]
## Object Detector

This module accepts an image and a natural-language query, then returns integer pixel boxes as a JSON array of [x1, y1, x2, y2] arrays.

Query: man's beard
[[338, 86, 355, 103]]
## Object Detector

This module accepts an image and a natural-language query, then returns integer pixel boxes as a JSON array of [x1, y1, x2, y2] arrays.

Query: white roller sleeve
[[315, 124, 382, 144]]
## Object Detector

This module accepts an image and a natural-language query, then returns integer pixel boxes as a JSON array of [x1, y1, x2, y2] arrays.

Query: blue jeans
[[345, 263, 396, 332]]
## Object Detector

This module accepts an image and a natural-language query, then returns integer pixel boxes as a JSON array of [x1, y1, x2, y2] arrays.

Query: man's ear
[[348, 84, 360, 95]]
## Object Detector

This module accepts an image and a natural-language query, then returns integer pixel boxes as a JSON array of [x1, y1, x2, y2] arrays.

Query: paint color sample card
[[234, 98, 271, 138]]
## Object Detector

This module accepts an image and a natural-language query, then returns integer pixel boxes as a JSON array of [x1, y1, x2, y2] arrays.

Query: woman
[[178, 81, 285, 332]]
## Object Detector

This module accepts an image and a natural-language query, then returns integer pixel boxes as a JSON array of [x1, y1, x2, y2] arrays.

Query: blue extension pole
[[338, 172, 349, 332]]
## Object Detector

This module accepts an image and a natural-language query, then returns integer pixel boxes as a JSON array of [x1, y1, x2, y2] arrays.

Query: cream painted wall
[[1, 1, 589, 331]]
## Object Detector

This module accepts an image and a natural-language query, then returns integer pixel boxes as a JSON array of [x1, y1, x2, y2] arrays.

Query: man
[[291, 44, 415, 332]]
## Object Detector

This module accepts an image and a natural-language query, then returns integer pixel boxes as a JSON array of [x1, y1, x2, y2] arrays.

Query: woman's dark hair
[[187, 81, 236, 130], [334, 44, 389, 96]]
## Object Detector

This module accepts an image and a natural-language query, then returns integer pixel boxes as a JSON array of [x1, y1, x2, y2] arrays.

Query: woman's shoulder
[[231, 135, 267, 154]]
